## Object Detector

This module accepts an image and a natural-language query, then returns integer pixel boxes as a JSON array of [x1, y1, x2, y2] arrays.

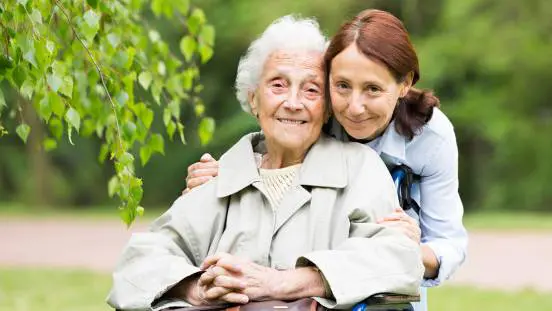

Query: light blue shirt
[[329, 108, 468, 311]]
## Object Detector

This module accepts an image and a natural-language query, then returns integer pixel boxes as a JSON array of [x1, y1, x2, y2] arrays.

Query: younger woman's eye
[[336, 82, 349, 89], [366, 85, 382, 95]]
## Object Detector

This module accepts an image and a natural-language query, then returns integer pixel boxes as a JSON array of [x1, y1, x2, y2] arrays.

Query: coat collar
[[216, 132, 347, 198]]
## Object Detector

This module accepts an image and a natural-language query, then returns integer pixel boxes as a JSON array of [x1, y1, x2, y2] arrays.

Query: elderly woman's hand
[[195, 264, 250, 305], [377, 208, 421, 243], [200, 253, 281, 302], [183, 153, 219, 194]]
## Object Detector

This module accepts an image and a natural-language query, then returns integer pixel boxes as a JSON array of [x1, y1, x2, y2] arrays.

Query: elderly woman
[[107, 16, 423, 311], [185, 9, 467, 311]]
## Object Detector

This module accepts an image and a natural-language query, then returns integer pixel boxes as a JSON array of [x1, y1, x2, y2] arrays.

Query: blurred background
[[1, 0, 551, 310]]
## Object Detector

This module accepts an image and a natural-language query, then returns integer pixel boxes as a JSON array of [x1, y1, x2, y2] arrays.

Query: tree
[[0, 0, 216, 225]]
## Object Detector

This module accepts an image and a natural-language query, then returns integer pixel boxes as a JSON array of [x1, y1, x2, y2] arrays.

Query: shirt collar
[[328, 117, 407, 165], [216, 132, 347, 198]]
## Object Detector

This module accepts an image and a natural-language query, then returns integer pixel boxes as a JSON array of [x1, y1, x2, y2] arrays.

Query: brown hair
[[325, 9, 440, 140]]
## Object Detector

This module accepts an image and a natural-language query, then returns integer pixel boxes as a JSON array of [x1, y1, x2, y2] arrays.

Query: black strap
[[391, 165, 421, 215]]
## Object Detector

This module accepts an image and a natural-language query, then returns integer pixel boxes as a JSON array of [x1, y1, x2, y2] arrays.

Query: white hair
[[235, 15, 328, 114]]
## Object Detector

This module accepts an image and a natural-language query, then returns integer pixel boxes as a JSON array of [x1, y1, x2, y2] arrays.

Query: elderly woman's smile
[[249, 50, 326, 162]]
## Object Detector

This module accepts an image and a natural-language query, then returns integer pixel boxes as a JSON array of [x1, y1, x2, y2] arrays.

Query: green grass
[[463, 211, 552, 231], [0, 268, 112, 311], [429, 285, 552, 311], [1, 268, 552, 311]]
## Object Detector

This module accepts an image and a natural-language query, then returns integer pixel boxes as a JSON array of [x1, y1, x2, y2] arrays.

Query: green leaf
[[148, 133, 164, 155], [47, 74, 62, 92], [49, 117, 63, 139], [20, 79, 34, 100], [200, 25, 215, 46], [198, 117, 215, 146], [168, 100, 180, 118], [38, 96, 52, 121], [45, 41, 55, 54], [176, 0, 189, 15], [167, 120, 176, 140], [108, 176, 119, 197], [123, 121, 136, 140], [67, 124, 75, 145], [107, 33, 121, 48], [60, 76, 73, 98], [98, 143, 109, 163], [151, 82, 162, 104], [136, 206, 145, 217], [141, 108, 154, 129], [115, 91, 129, 107], [177, 122, 186, 144], [43, 138, 57, 151], [199, 44, 214, 64], [179, 36, 197, 62], [30, 8, 42, 25], [151, 0, 163, 17], [139, 145, 151, 166], [12, 67, 26, 88], [148, 30, 161, 43], [49, 93, 65, 117], [84, 9, 100, 27], [16, 0, 28, 6], [187, 8, 206, 35], [65, 107, 81, 132], [87, 0, 99, 9], [138, 71, 152, 90], [163, 108, 171, 126], [195, 102, 205, 116], [16, 123, 30, 143]]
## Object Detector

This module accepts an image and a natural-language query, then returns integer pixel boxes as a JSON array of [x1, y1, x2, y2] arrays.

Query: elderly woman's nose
[[283, 93, 303, 110]]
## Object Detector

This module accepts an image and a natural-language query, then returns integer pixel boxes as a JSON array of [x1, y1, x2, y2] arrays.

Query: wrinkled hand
[[194, 264, 249, 305], [377, 208, 421, 243], [199, 253, 281, 302], [183, 153, 219, 194]]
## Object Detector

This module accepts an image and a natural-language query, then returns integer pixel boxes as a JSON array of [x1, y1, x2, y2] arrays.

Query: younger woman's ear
[[400, 72, 414, 97]]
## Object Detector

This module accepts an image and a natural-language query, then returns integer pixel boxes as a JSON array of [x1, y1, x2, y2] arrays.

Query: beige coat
[[107, 133, 424, 311]]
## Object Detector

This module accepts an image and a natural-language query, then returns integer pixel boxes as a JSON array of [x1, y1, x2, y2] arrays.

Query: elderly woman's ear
[[248, 92, 259, 118]]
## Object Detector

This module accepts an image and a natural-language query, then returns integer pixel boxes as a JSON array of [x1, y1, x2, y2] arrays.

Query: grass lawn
[[1, 268, 552, 311]]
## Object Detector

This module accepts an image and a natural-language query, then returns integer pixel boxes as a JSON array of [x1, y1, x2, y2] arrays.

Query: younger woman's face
[[329, 43, 411, 140]]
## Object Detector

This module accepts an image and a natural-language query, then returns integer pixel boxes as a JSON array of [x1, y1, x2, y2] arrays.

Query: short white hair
[[235, 15, 328, 114]]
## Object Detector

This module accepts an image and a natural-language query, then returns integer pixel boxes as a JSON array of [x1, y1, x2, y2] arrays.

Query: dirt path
[[1, 218, 550, 292]]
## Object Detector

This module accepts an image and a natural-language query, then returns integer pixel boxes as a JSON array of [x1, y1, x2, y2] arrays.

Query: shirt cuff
[[422, 241, 463, 287]]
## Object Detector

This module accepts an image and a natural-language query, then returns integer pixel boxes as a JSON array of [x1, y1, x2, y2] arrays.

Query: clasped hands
[[188, 253, 282, 306]]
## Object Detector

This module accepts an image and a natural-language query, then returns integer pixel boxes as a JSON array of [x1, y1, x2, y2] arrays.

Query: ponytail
[[394, 87, 440, 140]]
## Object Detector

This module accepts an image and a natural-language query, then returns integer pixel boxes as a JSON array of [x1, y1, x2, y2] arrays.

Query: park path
[[0, 218, 551, 292]]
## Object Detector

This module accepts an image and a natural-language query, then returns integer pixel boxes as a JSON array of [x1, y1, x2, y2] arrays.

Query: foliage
[[0, 0, 216, 225]]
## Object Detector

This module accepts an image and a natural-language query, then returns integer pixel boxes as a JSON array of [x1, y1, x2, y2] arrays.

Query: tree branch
[[52, 0, 124, 153]]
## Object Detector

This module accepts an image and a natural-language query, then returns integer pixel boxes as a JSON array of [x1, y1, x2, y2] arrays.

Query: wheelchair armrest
[[353, 293, 420, 311]]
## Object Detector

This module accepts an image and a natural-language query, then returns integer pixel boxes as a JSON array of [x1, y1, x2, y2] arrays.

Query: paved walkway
[[0, 219, 550, 292]]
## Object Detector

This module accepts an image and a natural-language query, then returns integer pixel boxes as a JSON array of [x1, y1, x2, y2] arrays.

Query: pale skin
[[171, 50, 329, 305], [183, 44, 439, 279]]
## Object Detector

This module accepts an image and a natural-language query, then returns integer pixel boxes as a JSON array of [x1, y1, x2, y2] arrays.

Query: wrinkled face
[[249, 50, 326, 153], [329, 43, 411, 140]]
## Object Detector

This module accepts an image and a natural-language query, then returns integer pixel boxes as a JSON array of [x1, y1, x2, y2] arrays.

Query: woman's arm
[[417, 128, 468, 286]]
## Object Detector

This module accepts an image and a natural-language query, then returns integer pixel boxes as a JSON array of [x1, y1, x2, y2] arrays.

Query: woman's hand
[[377, 208, 421, 243], [195, 265, 250, 305], [183, 153, 219, 194], [200, 253, 280, 302]]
